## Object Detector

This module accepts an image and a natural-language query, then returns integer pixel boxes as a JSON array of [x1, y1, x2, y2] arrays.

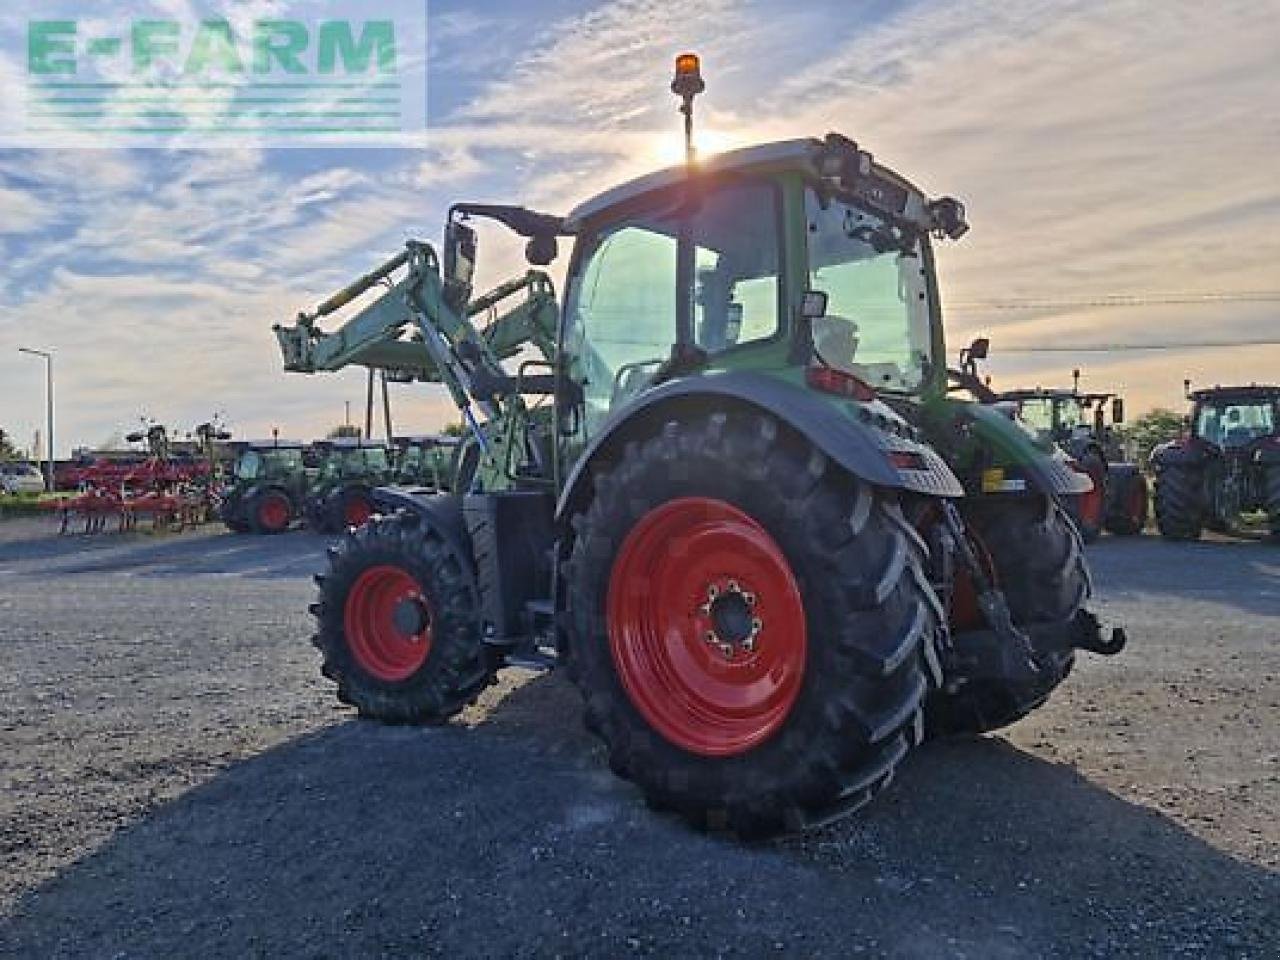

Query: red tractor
[[1152, 383, 1280, 539]]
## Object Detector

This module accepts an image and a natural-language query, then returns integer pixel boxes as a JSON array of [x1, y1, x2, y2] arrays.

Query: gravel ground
[[0, 515, 1276, 959]]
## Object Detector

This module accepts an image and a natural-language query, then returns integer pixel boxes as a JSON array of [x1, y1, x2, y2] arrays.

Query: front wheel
[[1265, 464, 1280, 538], [926, 496, 1087, 736], [1104, 467, 1149, 536], [565, 412, 941, 838], [311, 513, 494, 721]]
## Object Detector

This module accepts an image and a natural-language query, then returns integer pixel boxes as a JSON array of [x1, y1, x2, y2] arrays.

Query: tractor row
[[218, 435, 459, 535], [967, 352, 1279, 542]]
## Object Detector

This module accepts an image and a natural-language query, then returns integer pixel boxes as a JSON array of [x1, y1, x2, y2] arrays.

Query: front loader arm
[[274, 240, 562, 489]]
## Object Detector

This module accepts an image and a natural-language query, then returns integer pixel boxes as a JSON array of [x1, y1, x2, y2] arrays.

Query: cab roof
[[565, 135, 941, 233], [1189, 384, 1280, 402]]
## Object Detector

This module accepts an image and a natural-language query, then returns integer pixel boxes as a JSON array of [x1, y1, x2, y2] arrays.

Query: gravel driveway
[[0, 517, 1275, 959]]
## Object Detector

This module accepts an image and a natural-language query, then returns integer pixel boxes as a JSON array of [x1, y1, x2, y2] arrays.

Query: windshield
[[1196, 399, 1276, 447], [806, 190, 933, 393], [236, 450, 262, 480], [1017, 399, 1056, 440]]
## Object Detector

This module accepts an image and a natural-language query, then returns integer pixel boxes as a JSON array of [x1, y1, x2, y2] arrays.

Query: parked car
[[0, 463, 47, 495]]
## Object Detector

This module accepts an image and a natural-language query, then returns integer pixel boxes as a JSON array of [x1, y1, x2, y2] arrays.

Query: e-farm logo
[[2, 1, 427, 147]]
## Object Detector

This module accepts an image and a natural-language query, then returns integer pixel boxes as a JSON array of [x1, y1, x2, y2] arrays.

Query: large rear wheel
[[565, 411, 942, 837], [927, 496, 1086, 736], [311, 513, 494, 721], [1154, 464, 1203, 540]]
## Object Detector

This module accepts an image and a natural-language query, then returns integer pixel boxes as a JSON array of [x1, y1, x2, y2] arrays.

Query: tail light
[[806, 365, 876, 401]]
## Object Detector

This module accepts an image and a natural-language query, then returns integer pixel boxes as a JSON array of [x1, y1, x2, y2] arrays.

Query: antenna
[[671, 53, 705, 164]]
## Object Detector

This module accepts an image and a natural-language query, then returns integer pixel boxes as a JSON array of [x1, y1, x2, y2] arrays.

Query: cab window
[[565, 180, 781, 431]]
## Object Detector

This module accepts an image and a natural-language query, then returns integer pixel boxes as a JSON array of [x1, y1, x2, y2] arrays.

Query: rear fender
[[554, 371, 963, 524]]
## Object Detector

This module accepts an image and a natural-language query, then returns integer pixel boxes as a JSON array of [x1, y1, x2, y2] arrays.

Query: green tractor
[[275, 57, 1125, 837], [218, 439, 310, 534], [994, 372, 1148, 541], [1152, 383, 1280, 539], [303, 439, 394, 534], [392, 435, 460, 490]]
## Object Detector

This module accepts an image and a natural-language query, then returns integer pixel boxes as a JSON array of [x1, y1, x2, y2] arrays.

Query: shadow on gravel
[[2, 675, 1275, 960], [1086, 535, 1280, 617], [0, 528, 329, 581]]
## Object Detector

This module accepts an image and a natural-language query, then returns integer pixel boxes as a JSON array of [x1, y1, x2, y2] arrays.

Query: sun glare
[[648, 129, 742, 167]]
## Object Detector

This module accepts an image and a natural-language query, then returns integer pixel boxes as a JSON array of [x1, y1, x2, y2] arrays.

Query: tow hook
[[1069, 609, 1127, 656]]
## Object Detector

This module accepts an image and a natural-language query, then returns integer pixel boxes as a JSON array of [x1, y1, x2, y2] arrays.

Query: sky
[[1, 0, 1278, 456]]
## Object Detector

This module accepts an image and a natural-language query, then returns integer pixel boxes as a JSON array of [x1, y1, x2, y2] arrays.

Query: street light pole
[[18, 347, 54, 492]]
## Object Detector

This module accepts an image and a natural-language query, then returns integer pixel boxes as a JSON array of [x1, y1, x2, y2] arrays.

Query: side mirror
[[442, 219, 477, 311], [525, 234, 558, 267], [800, 290, 828, 319], [968, 337, 990, 361], [1111, 397, 1125, 424]]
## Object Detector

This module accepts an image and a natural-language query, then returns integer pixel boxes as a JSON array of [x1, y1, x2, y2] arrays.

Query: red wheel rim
[[344, 495, 373, 528], [343, 565, 433, 682], [606, 497, 807, 758], [258, 493, 290, 531]]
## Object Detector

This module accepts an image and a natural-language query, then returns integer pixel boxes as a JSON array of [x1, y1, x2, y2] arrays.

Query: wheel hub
[[392, 597, 430, 637], [699, 579, 762, 658]]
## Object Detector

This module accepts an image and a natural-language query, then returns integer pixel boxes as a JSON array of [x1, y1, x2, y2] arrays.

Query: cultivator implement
[[52, 424, 222, 535]]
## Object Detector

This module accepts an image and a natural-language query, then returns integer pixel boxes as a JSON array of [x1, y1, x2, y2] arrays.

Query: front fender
[[371, 486, 475, 573], [555, 370, 963, 523], [945, 402, 1092, 497]]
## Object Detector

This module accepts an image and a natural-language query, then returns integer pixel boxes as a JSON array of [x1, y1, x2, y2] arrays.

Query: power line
[[948, 291, 1280, 311], [992, 338, 1280, 354]]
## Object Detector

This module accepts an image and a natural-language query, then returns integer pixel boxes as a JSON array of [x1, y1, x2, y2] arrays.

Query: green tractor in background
[[275, 56, 1125, 837], [303, 439, 394, 534], [1152, 383, 1280, 539], [219, 439, 311, 534], [994, 372, 1148, 541], [392, 435, 460, 490]]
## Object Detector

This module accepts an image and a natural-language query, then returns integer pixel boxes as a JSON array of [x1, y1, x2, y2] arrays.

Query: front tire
[[1155, 464, 1203, 540], [311, 513, 494, 722], [927, 496, 1086, 736], [565, 412, 942, 837], [1265, 465, 1280, 538], [1068, 454, 1106, 542], [1104, 467, 1149, 536]]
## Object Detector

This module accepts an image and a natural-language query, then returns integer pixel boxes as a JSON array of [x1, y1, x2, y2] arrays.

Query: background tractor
[[995, 372, 1148, 540], [303, 439, 394, 534], [273, 57, 1124, 837], [392, 435, 460, 490], [1152, 383, 1280, 539], [219, 439, 310, 534]]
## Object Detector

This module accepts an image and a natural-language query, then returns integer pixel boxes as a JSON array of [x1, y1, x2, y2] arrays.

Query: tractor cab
[[558, 134, 965, 443], [1189, 386, 1279, 450]]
